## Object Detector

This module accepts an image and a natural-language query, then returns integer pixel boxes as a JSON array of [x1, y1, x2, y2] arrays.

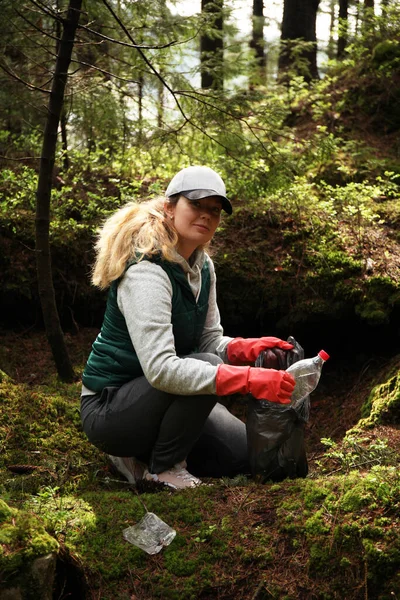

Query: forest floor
[[3, 326, 399, 465], [1, 328, 400, 599]]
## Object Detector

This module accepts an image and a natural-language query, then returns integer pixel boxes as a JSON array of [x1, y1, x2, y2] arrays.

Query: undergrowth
[[1, 350, 400, 599]]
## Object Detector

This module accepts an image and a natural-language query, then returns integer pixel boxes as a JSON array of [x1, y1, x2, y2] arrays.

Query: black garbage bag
[[246, 336, 310, 482]]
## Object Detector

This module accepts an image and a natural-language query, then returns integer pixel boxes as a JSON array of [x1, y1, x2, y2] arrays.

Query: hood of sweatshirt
[[172, 248, 207, 302]]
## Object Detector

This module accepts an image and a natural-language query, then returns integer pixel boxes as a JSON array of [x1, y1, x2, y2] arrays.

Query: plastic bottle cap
[[318, 350, 330, 361]]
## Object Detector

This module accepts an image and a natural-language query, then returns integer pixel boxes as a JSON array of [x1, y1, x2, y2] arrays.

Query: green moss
[[339, 467, 400, 512], [308, 542, 334, 575], [0, 499, 15, 523], [0, 377, 102, 496], [360, 524, 386, 540], [339, 556, 352, 567], [0, 509, 59, 577], [363, 537, 400, 584], [374, 516, 392, 527], [305, 509, 330, 536], [269, 484, 281, 492], [1, 335, 400, 599], [355, 277, 400, 325], [0, 370, 12, 384], [302, 472, 400, 594], [164, 552, 198, 576], [357, 364, 400, 428], [355, 299, 391, 325], [372, 40, 400, 63], [302, 480, 332, 509], [341, 488, 372, 512]]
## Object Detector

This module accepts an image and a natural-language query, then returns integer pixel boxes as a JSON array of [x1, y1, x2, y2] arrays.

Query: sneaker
[[108, 455, 148, 485], [146, 461, 202, 490]]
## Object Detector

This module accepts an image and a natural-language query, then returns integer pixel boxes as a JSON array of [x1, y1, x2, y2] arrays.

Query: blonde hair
[[92, 196, 179, 289]]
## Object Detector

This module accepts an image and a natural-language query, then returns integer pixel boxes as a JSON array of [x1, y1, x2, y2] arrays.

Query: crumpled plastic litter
[[122, 512, 176, 555]]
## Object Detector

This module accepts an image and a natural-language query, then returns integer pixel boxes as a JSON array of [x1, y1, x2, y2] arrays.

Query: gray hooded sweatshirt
[[82, 249, 232, 396]]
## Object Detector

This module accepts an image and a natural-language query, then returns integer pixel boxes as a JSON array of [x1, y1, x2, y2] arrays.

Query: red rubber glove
[[227, 336, 294, 365], [215, 364, 295, 404]]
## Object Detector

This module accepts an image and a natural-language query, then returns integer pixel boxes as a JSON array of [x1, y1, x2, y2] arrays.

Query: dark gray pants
[[81, 353, 249, 477]]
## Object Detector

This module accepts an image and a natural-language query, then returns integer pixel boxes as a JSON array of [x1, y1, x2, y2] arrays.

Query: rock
[[0, 553, 57, 600], [31, 553, 57, 600]]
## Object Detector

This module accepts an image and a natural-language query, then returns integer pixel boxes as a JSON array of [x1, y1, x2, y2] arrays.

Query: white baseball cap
[[165, 166, 232, 215]]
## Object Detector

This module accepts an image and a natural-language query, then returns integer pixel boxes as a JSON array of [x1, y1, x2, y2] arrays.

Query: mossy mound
[[57, 470, 400, 599], [212, 174, 400, 351], [358, 359, 400, 428], [1, 165, 400, 351], [314, 354, 400, 476], [0, 500, 59, 599], [0, 504, 59, 572], [0, 374, 103, 496], [3, 471, 400, 599], [0, 498, 16, 523]]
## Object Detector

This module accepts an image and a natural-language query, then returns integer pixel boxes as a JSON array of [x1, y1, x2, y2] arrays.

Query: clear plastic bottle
[[286, 350, 330, 408]]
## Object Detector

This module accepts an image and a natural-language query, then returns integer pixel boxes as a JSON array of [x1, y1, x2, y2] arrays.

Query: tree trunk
[[354, 0, 361, 36], [35, 0, 82, 382], [200, 0, 224, 90], [60, 109, 70, 171], [362, 0, 375, 32], [337, 0, 349, 58], [249, 0, 266, 88], [157, 68, 164, 129], [380, 0, 389, 14], [380, 0, 389, 34], [56, 1, 69, 172], [327, 0, 336, 60], [278, 0, 321, 82], [138, 72, 144, 141], [380, 0, 389, 16]]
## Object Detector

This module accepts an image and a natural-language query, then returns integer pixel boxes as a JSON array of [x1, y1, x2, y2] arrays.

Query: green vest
[[82, 257, 210, 392]]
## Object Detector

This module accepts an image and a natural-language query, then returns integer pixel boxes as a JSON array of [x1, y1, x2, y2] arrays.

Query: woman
[[81, 166, 295, 489]]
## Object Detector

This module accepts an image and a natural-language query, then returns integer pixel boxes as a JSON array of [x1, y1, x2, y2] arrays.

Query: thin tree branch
[[2, 40, 56, 75], [5, 15, 59, 61], [0, 155, 41, 162], [13, 7, 61, 43], [70, 58, 140, 84], [78, 23, 181, 50], [100, 0, 187, 122], [175, 88, 295, 141], [0, 62, 51, 93], [100, 0, 281, 176], [175, 90, 296, 169], [80, 45, 159, 79], [26, 0, 63, 22]]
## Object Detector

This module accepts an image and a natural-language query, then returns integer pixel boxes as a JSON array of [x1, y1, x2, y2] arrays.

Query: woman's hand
[[227, 336, 293, 365], [216, 364, 295, 404]]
